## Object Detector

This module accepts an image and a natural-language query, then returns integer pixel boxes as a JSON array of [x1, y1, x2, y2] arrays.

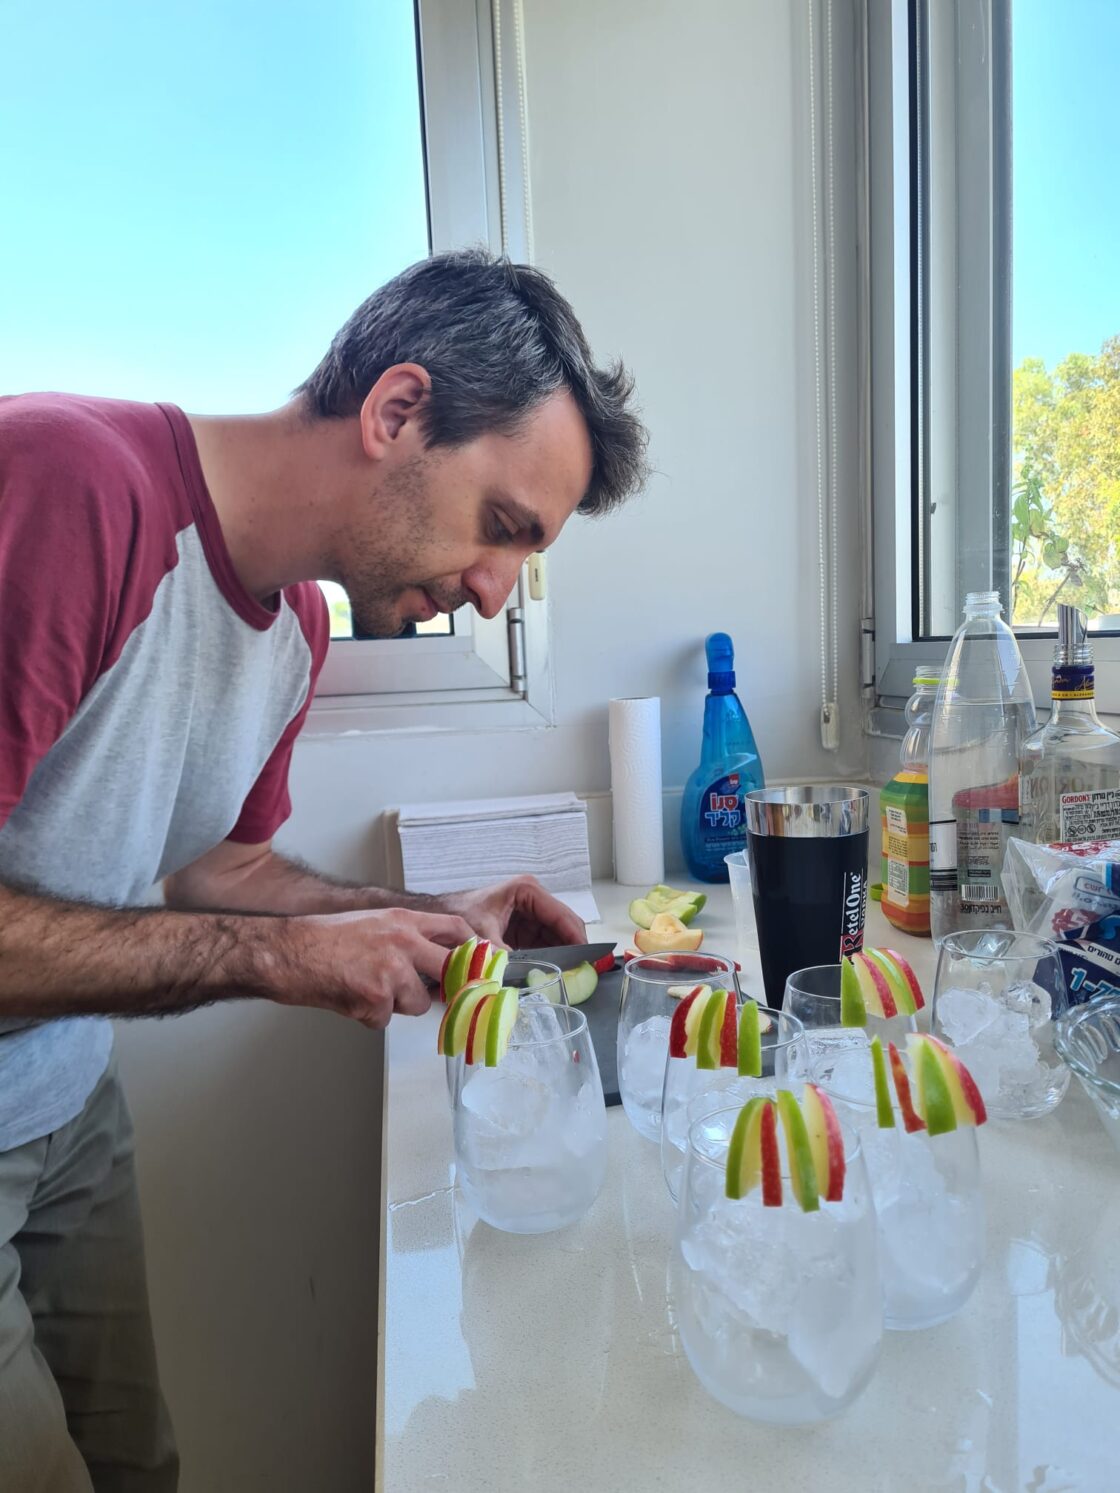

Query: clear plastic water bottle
[[928, 591, 1037, 941], [880, 668, 941, 937]]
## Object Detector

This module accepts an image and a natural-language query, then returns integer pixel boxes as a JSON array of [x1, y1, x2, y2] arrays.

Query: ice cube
[[824, 1045, 878, 1108], [1003, 980, 1052, 1030], [621, 1016, 672, 1109], [563, 1082, 605, 1158], [459, 1067, 557, 1169], [682, 1195, 799, 1336], [937, 986, 999, 1046]]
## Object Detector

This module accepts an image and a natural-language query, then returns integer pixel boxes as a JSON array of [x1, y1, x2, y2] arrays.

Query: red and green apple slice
[[869, 1035, 896, 1129], [668, 986, 708, 1058], [695, 990, 729, 1070], [440, 938, 478, 1003], [464, 994, 497, 1065], [917, 1035, 987, 1126], [887, 1040, 926, 1132], [840, 957, 868, 1027], [483, 987, 521, 1067], [437, 980, 500, 1056], [909, 1035, 958, 1136], [849, 952, 899, 1019], [882, 948, 925, 1012], [777, 1089, 820, 1212], [718, 992, 739, 1068], [725, 1097, 781, 1205], [738, 998, 762, 1077], [560, 962, 598, 1006], [800, 1084, 846, 1202]]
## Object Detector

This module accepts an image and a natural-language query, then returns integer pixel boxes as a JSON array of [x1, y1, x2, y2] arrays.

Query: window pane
[[317, 581, 453, 640], [1010, 0, 1120, 632]]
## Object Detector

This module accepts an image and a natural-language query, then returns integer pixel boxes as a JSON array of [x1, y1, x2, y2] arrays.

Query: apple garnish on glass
[[839, 947, 925, 1025], [667, 991, 772, 1077], [724, 1085, 846, 1211]]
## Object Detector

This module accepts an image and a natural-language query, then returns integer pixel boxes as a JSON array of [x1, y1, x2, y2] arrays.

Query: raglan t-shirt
[[0, 394, 329, 1151]]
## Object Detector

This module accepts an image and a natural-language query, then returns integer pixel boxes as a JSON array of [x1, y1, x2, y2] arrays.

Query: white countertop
[[379, 881, 1119, 1493]]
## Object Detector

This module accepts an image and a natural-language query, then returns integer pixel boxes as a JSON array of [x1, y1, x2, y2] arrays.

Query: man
[[0, 249, 647, 1491]]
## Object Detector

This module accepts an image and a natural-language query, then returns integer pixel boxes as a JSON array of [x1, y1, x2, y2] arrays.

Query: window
[[2, 0, 548, 727], [870, 0, 1120, 712]]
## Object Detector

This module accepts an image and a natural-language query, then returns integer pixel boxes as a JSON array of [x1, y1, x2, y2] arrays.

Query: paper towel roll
[[609, 696, 665, 886]]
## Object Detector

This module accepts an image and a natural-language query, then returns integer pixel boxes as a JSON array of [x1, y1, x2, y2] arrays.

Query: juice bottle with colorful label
[[881, 670, 940, 936]]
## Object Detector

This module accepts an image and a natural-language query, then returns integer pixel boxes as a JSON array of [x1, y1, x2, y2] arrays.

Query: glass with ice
[[784, 962, 919, 1085], [444, 958, 564, 1099], [452, 1000, 608, 1233], [821, 1043, 985, 1330], [660, 1002, 807, 1202], [933, 930, 1070, 1119], [617, 952, 740, 1141], [670, 1100, 882, 1423]]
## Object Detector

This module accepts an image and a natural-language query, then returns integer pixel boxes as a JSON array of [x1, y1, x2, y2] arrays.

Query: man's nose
[[463, 558, 522, 619]]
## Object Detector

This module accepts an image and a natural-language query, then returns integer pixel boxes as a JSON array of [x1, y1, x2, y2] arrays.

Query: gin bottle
[[1019, 605, 1120, 844]]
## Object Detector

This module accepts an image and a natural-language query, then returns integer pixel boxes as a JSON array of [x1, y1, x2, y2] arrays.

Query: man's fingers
[[409, 912, 477, 948], [394, 977, 433, 1017], [512, 880, 586, 947]]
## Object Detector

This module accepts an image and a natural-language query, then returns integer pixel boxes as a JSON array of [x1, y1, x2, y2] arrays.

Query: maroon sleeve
[[226, 581, 330, 845], [0, 397, 177, 829]]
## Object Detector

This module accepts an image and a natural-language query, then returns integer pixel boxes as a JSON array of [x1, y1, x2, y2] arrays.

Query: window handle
[[526, 552, 547, 601]]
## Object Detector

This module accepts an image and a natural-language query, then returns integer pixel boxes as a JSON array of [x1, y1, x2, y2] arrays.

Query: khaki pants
[[0, 1055, 178, 1492]]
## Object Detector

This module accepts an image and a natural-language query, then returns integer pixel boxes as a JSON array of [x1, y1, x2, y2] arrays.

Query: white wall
[[124, 4, 866, 1490]]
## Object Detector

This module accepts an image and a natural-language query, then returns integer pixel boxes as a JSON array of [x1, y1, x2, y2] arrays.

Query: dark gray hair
[[295, 249, 648, 515]]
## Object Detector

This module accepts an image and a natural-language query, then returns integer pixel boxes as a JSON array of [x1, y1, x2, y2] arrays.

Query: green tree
[[1011, 335, 1120, 626]]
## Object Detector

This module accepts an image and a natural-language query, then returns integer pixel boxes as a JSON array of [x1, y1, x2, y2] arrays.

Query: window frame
[[310, 0, 553, 731], [869, 0, 1120, 721]]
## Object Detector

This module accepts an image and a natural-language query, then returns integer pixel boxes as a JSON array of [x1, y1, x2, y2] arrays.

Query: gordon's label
[[1052, 663, 1095, 701], [1059, 788, 1120, 842]]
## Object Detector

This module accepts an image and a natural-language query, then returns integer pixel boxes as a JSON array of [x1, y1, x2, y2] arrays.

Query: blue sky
[[0, 0, 429, 410], [1013, 0, 1120, 370], [0, 1, 1114, 403]]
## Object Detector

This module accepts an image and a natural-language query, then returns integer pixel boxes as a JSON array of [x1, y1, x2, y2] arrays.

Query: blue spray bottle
[[680, 633, 765, 882]]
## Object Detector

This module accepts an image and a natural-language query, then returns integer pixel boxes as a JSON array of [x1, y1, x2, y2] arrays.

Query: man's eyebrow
[[498, 497, 547, 547]]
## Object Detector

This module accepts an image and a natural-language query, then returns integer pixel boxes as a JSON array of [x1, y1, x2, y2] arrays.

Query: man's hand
[[439, 876, 586, 950], [281, 907, 476, 1030]]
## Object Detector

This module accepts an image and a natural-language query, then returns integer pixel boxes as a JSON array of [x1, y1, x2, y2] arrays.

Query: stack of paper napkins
[[395, 793, 598, 924]]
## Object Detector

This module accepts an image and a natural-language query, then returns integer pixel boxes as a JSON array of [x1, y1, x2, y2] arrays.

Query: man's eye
[[489, 517, 517, 544]]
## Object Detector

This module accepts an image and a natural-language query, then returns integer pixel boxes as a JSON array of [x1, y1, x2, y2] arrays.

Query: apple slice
[[484, 947, 510, 986], [440, 937, 478, 1003], [840, 957, 867, 1027], [464, 994, 496, 1065], [484, 987, 521, 1067], [646, 885, 706, 919], [668, 986, 706, 1057], [850, 951, 898, 1019], [668, 982, 711, 1000], [561, 962, 598, 1006], [726, 1097, 780, 1203], [883, 949, 925, 1012], [920, 1036, 987, 1127], [887, 1040, 926, 1133], [801, 1084, 846, 1202], [695, 990, 727, 1070], [633, 913, 704, 956], [683, 988, 717, 1059], [909, 1035, 958, 1137], [777, 1090, 820, 1212], [869, 1036, 896, 1129], [437, 980, 500, 1056], [738, 998, 762, 1078], [592, 950, 616, 975], [719, 992, 739, 1068], [866, 949, 914, 1017], [463, 939, 494, 986]]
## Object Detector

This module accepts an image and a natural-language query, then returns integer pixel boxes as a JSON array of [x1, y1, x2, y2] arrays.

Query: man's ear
[[358, 363, 431, 457]]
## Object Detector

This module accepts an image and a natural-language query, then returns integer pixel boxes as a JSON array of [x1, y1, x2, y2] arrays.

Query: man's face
[[340, 390, 593, 639]]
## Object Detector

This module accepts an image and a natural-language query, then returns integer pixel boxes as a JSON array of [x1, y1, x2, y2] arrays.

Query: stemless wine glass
[[932, 930, 1070, 1119], [669, 1103, 882, 1424], [821, 1046, 985, 1330], [784, 964, 919, 1084], [452, 1000, 607, 1234], [444, 959, 564, 1098], [617, 953, 740, 1142], [659, 1004, 807, 1202]]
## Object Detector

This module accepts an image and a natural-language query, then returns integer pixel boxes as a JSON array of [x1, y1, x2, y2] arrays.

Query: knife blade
[[517, 942, 617, 971]]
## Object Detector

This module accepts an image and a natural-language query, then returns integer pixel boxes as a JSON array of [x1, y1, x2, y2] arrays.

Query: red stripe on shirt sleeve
[[226, 581, 330, 845]]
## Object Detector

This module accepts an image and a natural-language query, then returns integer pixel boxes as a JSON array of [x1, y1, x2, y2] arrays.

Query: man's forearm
[[0, 880, 290, 1020], [166, 849, 444, 918]]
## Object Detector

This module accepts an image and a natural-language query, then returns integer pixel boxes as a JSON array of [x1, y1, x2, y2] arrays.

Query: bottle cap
[[912, 667, 943, 689], [705, 632, 735, 692]]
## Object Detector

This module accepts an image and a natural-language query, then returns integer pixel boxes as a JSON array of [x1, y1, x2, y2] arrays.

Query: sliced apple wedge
[[667, 982, 711, 1000], [718, 992, 739, 1069], [726, 1097, 781, 1205], [883, 949, 925, 1012], [917, 1036, 987, 1127], [851, 951, 899, 1018], [909, 1034, 958, 1136], [560, 962, 598, 1006], [866, 949, 912, 1016], [633, 913, 704, 955], [464, 994, 497, 1065], [888, 1040, 926, 1133], [777, 1090, 820, 1213], [437, 980, 500, 1056], [668, 986, 706, 1058], [737, 998, 762, 1078], [695, 990, 727, 1070], [801, 1084, 845, 1202], [440, 937, 478, 1003], [869, 1036, 896, 1129], [483, 988, 521, 1068], [840, 956, 867, 1027]]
